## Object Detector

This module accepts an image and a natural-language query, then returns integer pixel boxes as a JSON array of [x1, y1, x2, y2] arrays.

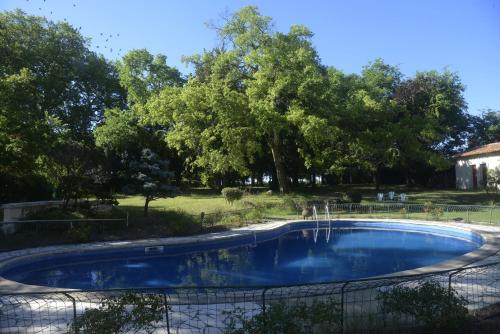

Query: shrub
[[282, 196, 300, 211], [70, 292, 165, 334], [219, 214, 244, 226], [430, 207, 444, 220], [223, 297, 341, 334], [423, 201, 434, 213], [244, 209, 263, 222], [423, 201, 444, 220], [399, 207, 408, 217], [65, 223, 94, 243], [342, 192, 362, 203], [203, 209, 224, 227], [380, 281, 470, 333], [221, 187, 244, 205], [242, 200, 257, 208]]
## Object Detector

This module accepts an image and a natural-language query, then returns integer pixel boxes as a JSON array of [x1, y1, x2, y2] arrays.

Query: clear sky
[[2, 0, 499, 115]]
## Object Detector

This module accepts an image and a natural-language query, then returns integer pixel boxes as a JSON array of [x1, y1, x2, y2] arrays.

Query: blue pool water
[[1, 222, 482, 289]]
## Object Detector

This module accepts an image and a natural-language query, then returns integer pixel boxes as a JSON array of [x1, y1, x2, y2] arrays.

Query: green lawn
[[116, 186, 500, 228], [2, 186, 498, 251], [117, 186, 499, 218]]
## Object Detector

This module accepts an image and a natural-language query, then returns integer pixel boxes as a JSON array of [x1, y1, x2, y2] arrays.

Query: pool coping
[[0, 219, 499, 294]]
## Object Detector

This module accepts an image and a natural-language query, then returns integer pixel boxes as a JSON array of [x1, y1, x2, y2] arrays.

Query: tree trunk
[[373, 170, 381, 191], [144, 197, 151, 216], [269, 131, 289, 194]]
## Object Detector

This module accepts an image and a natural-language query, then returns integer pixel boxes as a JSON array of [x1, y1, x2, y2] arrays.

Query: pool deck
[[0, 218, 499, 294]]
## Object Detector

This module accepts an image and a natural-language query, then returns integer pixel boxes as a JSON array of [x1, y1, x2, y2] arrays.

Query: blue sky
[[2, 0, 499, 115]]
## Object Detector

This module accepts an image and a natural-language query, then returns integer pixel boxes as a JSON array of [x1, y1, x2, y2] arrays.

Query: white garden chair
[[399, 193, 407, 202], [388, 191, 395, 201], [377, 193, 384, 201]]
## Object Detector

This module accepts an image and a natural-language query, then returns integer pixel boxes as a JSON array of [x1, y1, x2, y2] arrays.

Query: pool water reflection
[[2, 227, 481, 289]]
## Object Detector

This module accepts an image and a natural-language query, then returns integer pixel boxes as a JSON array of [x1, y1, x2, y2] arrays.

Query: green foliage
[[94, 108, 141, 153], [65, 223, 94, 243], [486, 167, 500, 196], [243, 209, 263, 222], [399, 207, 408, 217], [468, 109, 500, 147], [221, 187, 244, 205], [218, 214, 244, 226], [70, 293, 165, 334], [430, 206, 444, 220], [282, 196, 300, 211], [380, 281, 470, 333], [126, 149, 177, 216], [117, 49, 184, 111], [423, 201, 435, 214], [343, 192, 362, 203], [423, 201, 444, 220], [0, 7, 481, 199], [223, 297, 341, 334], [0, 10, 124, 202]]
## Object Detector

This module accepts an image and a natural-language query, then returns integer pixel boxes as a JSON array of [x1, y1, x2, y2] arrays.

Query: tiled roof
[[456, 142, 500, 158]]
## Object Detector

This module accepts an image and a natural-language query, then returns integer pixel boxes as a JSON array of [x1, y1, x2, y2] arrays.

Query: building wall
[[455, 153, 500, 190]]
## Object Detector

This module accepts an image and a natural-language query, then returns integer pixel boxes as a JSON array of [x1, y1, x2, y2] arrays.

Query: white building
[[455, 142, 500, 190]]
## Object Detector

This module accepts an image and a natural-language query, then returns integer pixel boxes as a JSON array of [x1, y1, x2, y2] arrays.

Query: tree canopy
[[0, 7, 490, 201]]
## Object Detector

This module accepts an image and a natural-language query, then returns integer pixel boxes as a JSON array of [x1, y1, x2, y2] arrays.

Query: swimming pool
[[0, 221, 485, 290]]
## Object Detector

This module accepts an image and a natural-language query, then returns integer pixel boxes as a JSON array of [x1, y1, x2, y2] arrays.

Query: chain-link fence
[[1, 260, 499, 333], [287, 202, 500, 225]]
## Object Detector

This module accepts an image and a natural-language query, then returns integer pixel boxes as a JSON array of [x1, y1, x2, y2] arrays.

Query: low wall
[[1, 200, 64, 234]]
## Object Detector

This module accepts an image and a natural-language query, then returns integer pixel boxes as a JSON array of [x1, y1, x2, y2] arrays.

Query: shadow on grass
[[0, 207, 231, 251]]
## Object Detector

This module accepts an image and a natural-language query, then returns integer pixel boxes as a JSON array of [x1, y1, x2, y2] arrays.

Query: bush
[[221, 187, 244, 205], [223, 297, 341, 334], [399, 207, 408, 217], [423, 201, 444, 220], [71, 292, 165, 334], [423, 201, 434, 213], [202, 209, 224, 227], [219, 214, 244, 226], [65, 223, 94, 243], [26, 207, 85, 220], [282, 196, 300, 210], [430, 207, 444, 220], [380, 281, 470, 333], [342, 192, 362, 203], [244, 209, 263, 222]]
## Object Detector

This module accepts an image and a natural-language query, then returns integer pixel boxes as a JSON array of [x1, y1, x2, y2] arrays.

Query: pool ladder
[[312, 204, 332, 243]]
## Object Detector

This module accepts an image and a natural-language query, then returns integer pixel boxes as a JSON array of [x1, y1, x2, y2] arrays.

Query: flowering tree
[[126, 149, 177, 216]]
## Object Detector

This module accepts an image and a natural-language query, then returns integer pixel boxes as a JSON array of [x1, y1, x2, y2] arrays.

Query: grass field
[[1, 186, 498, 250], [116, 186, 500, 231], [117, 186, 499, 217]]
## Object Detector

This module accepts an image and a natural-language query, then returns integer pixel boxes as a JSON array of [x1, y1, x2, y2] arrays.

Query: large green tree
[[468, 109, 500, 148], [0, 10, 125, 201], [95, 49, 185, 195], [150, 6, 337, 193]]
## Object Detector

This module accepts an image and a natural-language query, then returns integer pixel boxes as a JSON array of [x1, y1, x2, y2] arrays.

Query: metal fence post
[[200, 212, 205, 232], [163, 293, 171, 334], [126, 211, 129, 228], [63, 292, 78, 334], [261, 288, 268, 328], [341, 282, 349, 334], [490, 206, 493, 224], [467, 207, 470, 223]]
